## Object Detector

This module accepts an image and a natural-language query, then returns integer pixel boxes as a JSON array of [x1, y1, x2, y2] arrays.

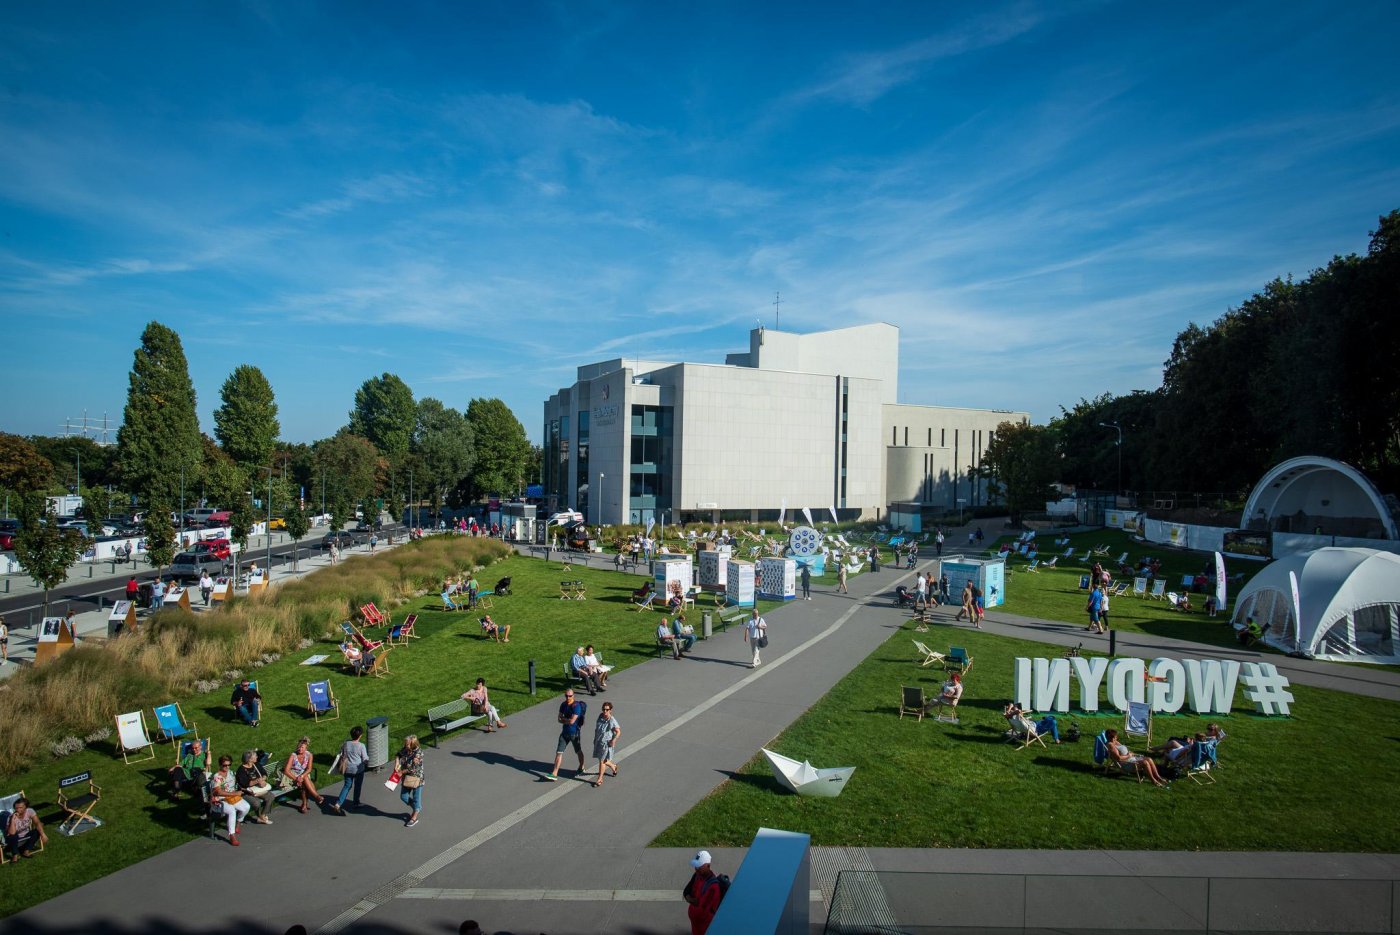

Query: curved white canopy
[[1232, 547, 1400, 663]]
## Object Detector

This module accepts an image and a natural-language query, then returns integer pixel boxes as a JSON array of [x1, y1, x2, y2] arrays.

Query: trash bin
[[138, 582, 154, 609], [366, 716, 390, 770], [702, 610, 713, 640]]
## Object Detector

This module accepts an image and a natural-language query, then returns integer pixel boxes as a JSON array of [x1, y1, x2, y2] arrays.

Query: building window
[[941, 428, 946, 447], [629, 404, 673, 524], [576, 410, 590, 518], [891, 426, 896, 446]]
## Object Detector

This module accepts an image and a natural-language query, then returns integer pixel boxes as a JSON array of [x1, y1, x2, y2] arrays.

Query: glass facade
[[575, 410, 589, 519], [628, 404, 673, 524]]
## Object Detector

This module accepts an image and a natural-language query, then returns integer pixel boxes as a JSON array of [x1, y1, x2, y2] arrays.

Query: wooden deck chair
[[440, 591, 461, 611], [899, 686, 927, 720], [1007, 713, 1047, 751], [944, 646, 974, 676], [152, 703, 198, 745], [1042, 556, 1058, 569], [389, 613, 418, 644], [1124, 700, 1153, 746], [56, 771, 103, 835], [1186, 739, 1220, 784], [114, 711, 157, 764], [1092, 544, 1109, 556], [1146, 580, 1166, 600], [1114, 551, 1128, 566], [359, 602, 390, 628], [1092, 731, 1145, 782], [340, 620, 384, 652], [912, 640, 945, 667], [631, 591, 657, 612], [0, 790, 46, 861], [307, 681, 339, 721], [475, 590, 495, 610], [1023, 560, 1040, 573], [1132, 577, 1148, 597], [1062, 547, 1075, 559], [1111, 582, 1128, 596]]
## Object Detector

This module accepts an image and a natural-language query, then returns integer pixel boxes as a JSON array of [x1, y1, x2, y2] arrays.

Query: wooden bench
[[718, 607, 748, 633], [426, 698, 485, 746]]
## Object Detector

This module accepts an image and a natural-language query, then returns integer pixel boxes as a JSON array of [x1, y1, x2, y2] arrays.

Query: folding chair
[[475, 590, 495, 610], [1007, 713, 1047, 750], [1062, 547, 1075, 559], [152, 703, 198, 744], [559, 580, 574, 600], [1042, 556, 1058, 569], [440, 591, 461, 611], [899, 686, 927, 720], [1111, 582, 1128, 596], [1078, 575, 1091, 590], [944, 646, 974, 676], [1124, 700, 1153, 746], [1147, 580, 1166, 600], [307, 681, 339, 721], [57, 771, 103, 835], [1092, 544, 1109, 556], [1092, 731, 1143, 781], [359, 603, 391, 628], [1023, 560, 1040, 573], [389, 613, 418, 643], [912, 640, 945, 668], [1132, 577, 1148, 597], [114, 710, 157, 764], [631, 591, 656, 612], [1186, 739, 1220, 784], [0, 790, 45, 861], [340, 620, 384, 652]]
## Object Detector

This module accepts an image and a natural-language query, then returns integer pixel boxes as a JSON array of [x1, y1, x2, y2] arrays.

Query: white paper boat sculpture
[[761, 748, 855, 798]]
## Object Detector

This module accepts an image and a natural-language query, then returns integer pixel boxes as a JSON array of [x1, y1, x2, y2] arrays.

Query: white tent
[[1232, 547, 1400, 663]]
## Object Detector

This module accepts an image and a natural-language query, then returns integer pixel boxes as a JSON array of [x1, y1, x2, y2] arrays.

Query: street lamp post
[[257, 466, 273, 577], [596, 472, 605, 526], [1099, 421, 1123, 502]]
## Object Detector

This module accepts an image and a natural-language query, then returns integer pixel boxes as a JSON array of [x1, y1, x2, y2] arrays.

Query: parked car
[[268, 516, 287, 530], [194, 538, 232, 560], [183, 508, 218, 526], [169, 551, 227, 581], [320, 529, 367, 550], [0, 518, 18, 551]]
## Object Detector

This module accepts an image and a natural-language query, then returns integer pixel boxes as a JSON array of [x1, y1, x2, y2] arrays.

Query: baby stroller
[[894, 585, 914, 607], [493, 576, 513, 596]]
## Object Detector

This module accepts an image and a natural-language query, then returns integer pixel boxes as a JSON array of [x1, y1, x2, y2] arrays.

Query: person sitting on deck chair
[[480, 615, 510, 643], [923, 672, 963, 716]]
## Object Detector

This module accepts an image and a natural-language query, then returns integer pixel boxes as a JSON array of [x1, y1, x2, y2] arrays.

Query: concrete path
[[8, 551, 1400, 935]]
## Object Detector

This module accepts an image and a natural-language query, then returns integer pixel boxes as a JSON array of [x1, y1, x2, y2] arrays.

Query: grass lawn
[[0, 550, 773, 918], [983, 528, 1265, 650], [653, 617, 1400, 852]]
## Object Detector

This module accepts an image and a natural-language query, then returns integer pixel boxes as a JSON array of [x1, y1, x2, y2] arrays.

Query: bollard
[[89, 565, 94, 578], [1108, 629, 1117, 658], [528, 659, 536, 696]]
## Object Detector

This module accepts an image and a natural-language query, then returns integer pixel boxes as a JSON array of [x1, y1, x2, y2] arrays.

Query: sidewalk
[[8, 554, 1400, 935]]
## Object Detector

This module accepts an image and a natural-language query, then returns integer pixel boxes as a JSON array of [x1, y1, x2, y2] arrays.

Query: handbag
[[277, 772, 294, 791], [220, 792, 244, 806], [329, 752, 344, 776], [384, 769, 401, 792], [402, 774, 422, 789], [248, 782, 272, 796]]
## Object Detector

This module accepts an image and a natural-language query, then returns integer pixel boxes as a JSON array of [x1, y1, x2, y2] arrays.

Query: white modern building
[[542, 323, 1028, 525]]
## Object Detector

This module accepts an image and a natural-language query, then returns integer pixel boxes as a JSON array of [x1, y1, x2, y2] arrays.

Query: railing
[[824, 870, 1398, 934]]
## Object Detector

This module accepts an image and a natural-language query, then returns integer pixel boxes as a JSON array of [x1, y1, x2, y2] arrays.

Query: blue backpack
[[564, 700, 586, 738]]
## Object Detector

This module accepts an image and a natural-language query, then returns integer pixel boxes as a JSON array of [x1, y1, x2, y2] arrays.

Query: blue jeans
[[399, 783, 422, 814], [235, 701, 260, 725], [1036, 716, 1060, 742], [336, 771, 364, 807]]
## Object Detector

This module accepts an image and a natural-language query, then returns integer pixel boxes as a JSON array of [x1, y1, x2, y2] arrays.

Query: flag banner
[[1214, 551, 1228, 611], [645, 517, 655, 536], [828, 506, 839, 525], [802, 507, 814, 527], [778, 498, 787, 525], [1289, 570, 1301, 633]]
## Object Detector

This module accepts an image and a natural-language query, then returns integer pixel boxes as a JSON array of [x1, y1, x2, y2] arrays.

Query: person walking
[[1085, 584, 1105, 634], [914, 573, 927, 610], [331, 726, 369, 814], [956, 581, 975, 623], [869, 546, 880, 572], [683, 850, 725, 935], [972, 584, 985, 628], [150, 577, 165, 611], [545, 689, 587, 781], [935, 528, 944, 557], [837, 562, 849, 594], [198, 569, 214, 606], [799, 564, 811, 600], [744, 609, 768, 668], [0, 615, 8, 665], [591, 701, 621, 787], [125, 575, 139, 605], [1099, 588, 1112, 633], [394, 735, 424, 827]]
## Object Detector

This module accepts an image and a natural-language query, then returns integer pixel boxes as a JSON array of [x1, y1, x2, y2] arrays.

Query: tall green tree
[[413, 398, 475, 517], [14, 497, 91, 615], [142, 501, 177, 576], [313, 431, 380, 514], [214, 364, 280, 471], [117, 322, 202, 509], [463, 398, 531, 501], [27, 436, 114, 492], [284, 503, 311, 570], [0, 433, 55, 496], [976, 421, 1058, 524], [348, 373, 416, 462]]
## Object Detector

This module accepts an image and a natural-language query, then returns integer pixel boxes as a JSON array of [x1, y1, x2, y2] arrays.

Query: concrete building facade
[[542, 323, 1027, 526]]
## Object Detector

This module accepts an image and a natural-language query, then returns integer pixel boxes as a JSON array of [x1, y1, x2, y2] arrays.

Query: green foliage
[[330, 493, 351, 533], [116, 322, 202, 508], [213, 364, 281, 470], [27, 435, 115, 492], [314, 431, 380, 508], [463, 397, 531, 500], [142, 502, 176, 572], [80, 485, 128, 528], [414, 397, 475, 512], [13, 497, 90, 612], [978, 421, 1057, 521], [228, 496, 256, 550], [283, 503, 311, 567], [0, 433, 55, 494], [348, 373, 416, 461]]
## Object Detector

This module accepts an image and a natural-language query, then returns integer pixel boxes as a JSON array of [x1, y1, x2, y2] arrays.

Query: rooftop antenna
[[773, 291, 782, 329]]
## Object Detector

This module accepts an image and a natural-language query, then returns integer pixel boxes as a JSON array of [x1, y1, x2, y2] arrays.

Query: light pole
[[596, 472, 605, 526], [1099, 421, 1123, 501], [257, 466, 273, 577], [408, 469, 415, 530]]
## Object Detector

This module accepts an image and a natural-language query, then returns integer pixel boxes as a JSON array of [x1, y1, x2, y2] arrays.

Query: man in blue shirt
[[545, 689, 586, 781], [570, 647, 604, 694]]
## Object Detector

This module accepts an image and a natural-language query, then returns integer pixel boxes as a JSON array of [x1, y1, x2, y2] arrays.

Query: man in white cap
[[682, 849, 724, 934]]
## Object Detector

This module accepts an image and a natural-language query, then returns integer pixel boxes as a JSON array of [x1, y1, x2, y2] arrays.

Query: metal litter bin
[[702, 610, 713, 639], [365, 716, 390, 770], [138, 582, 154, 609]]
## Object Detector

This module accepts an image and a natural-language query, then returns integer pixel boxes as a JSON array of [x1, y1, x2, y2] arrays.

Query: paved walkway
[[9, 548, 1400, 935]]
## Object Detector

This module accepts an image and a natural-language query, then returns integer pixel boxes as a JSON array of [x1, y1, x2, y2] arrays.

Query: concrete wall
[[881, 404, 1029, 508], [744, 323, 899, 404]]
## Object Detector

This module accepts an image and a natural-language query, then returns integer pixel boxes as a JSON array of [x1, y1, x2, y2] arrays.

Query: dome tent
[[1232, 547, 1400, 663]]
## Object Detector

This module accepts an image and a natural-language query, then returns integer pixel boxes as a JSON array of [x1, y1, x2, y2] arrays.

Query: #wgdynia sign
[[1013, 656, 1294, 717]]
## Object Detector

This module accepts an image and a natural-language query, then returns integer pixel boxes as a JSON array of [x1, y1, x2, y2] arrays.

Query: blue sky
[[2, 1, 1397, 445]]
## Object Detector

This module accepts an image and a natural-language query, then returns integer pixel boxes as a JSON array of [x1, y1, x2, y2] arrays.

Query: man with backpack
[[544, 689, 587, 781], [683, 849, 728, 934]]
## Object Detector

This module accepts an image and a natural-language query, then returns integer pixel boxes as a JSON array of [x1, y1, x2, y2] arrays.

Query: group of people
[[545, 687, 621, 787], [570, 644, 611, 691], [955, 580, 985, 627], [656, 617, 696, 659]]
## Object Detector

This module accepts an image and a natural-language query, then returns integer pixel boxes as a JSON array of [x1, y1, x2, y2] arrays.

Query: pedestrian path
[[10, 553, 1400, 935]]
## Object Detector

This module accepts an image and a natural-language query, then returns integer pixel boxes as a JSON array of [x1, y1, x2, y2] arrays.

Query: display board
[[757, 556, 797, 601], [34, 617, 76, 666], [942, 555, 1007, 608], [726, 560, 756, 608], [652, 556, 694, 595], [698, 548, 731, 588]]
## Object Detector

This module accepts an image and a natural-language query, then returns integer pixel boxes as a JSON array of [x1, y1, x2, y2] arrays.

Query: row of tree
[[980, 210, 1400, 519], [1, 320, 537, 606]]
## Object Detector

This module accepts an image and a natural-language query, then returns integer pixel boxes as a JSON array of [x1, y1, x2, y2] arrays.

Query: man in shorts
[[544, 689, 586, 781]]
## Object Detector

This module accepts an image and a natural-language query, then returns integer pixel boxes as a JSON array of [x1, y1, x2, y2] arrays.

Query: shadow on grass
[[715, 768, 780, 792]]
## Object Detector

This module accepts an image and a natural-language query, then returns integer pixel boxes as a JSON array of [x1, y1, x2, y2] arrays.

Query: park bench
[[426, 697, 485, 746], [718, 607, 748, 633]]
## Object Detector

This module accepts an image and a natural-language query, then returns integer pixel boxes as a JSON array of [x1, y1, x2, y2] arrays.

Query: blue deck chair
[[440, 590, 460, 611], [1186, 738, 1220, 784], [944, 646, 974, 676], [153, 703, 198, 745], [307, 681, 339, 721], [1125, 700, 1153, 746]]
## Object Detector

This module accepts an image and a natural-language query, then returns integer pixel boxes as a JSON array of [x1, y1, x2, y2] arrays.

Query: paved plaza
[[6, 535, 1400, 934]]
